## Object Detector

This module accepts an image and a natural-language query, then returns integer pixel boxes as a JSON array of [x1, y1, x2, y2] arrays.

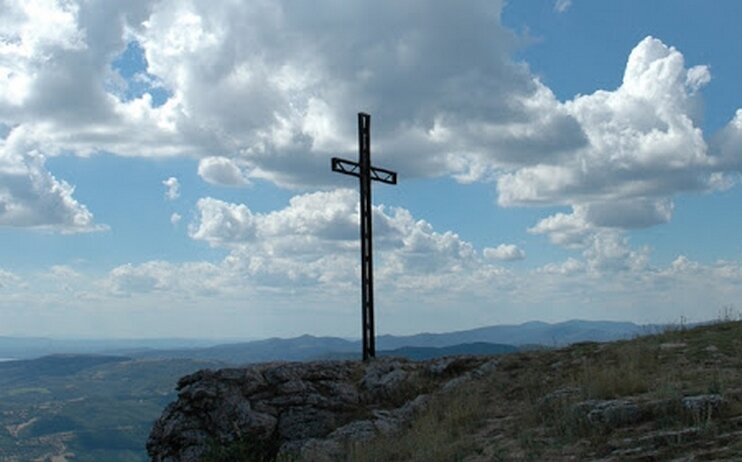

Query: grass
[[347, 378, 491, 462], [571, 342, 654, 399], [348, 319, 742, 461]]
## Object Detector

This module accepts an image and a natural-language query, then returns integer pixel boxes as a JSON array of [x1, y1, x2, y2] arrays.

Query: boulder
[[147, 356, 493, 461]]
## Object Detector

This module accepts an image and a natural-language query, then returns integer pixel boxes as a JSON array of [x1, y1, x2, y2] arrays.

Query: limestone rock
[[147, 356, 493, 462], [574, 399, 641, 427], [682, 394, 725, 420]]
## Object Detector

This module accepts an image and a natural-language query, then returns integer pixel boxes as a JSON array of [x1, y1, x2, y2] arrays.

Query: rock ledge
[[147, 356, 496, 461]]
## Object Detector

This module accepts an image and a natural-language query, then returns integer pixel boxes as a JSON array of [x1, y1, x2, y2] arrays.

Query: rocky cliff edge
[[146, 356, 497, 461]]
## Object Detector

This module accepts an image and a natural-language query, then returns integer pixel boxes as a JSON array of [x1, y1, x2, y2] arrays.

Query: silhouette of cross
[[331, 113, 397, 361]]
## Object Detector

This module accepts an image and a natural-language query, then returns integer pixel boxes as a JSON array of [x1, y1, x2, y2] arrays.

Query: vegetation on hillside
[[349, 319, 742, 461], [0, 356, 223, 461], [4, 319, 741, 461]]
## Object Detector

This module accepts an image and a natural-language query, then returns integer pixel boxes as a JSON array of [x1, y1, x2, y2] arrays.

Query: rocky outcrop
[[147, 356, 496, 462]]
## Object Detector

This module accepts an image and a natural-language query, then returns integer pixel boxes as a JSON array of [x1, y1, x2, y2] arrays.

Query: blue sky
[[1, 0, 742, 339]]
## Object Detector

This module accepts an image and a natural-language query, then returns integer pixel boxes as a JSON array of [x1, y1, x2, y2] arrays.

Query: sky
[[1, 0, 742, 339]]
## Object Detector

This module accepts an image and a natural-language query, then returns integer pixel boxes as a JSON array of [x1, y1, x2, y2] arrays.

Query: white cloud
[[0, 0, 586, 190], [2, 1, 742, 336], [484, 244, 525, 261], [162, 176, 180, 200], [104, 260, 223, 297], [197, 157, 249, 186], [0, 126, 105, 232], [170, 212, 181, 225], [667, 255, 701, 274], [191, 189, 368, 250], [0, 268, 22, 289], [494, 36, 736, 257], [499, 37, 715, 228], [13, 245, 741, 338], [189, 197, 257, 246], [712, 109, 742, 169], [529, 208, 649, 275], [2, 2, 740, 240], [537, 257, 583, 275], [554, 0, 572, 14], [582, 231, 649, 275], [528, 206, 592, 248], [189, 189, 500, 290], [0, 0, 86, 108], [41, 264, 84, 293]]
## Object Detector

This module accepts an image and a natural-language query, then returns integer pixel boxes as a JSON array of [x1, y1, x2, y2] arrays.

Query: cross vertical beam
[[358, 113, 374, 361], [332, 113, 397, 361]]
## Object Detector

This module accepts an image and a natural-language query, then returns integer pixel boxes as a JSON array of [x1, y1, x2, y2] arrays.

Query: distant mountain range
[[377, 319, 660, 349], [0, 337, 223, 361], [0, 320, 662, 364]]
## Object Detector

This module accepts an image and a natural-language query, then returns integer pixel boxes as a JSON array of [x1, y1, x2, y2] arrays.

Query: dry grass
[[348, 319, 742, 461], [347, 378, 491, 462]]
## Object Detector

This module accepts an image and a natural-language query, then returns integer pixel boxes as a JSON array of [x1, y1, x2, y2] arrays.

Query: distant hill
[[376, 319, 657, 349], [0, 354, 129, 386], [127, 319, 650, 364], [0, 355, 222, 462], [0, 336, 224, 360], [131, 334, 359, 363], [0, 320, 658, 364], [321, 342, 519, 361]]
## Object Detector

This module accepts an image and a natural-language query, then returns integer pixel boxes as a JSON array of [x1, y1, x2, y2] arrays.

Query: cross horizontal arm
[[331, 157, 397, 185], [331, 157, 360, 177], [369, 166, 397, 184]]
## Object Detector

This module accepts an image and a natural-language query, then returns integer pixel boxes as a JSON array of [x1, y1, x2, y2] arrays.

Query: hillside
[[0, 338, 223, 361], [116, 319, 649, 364], [375, 319, 656, 349], [0, 356, 223, 462], [353, 320, 742, 461], [0, 343, 513, 461], [148, 320, 742, 461]]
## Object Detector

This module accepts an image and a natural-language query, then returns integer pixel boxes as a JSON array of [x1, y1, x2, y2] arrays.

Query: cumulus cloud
[[494, 36, 742, 255], [3, 1, 742, 337], [712, 109, 742, 170], [3, 1, 741, 240], [537, 257, 583, 275], [0, 127, 104, 232], [104, 260, 223, 296], [41, 264, 84, 293], [4, 249, 741, 338], [162, 176, 180, 200], [528, 206, 592, 248], [189, 189, 501, 290], [170, 212, 181, 225], [0, 0, 86, 110], [190, 189, 378, 250], [484, 244, 525, 261], [499, 38, 715, 224], [190, 197, 258, 246], [0, 0, 587, 189], [198, 157, 249, 186], [582, 231, 649, 275], [0, 268, 22, 288], [529, 208, 649, 275]]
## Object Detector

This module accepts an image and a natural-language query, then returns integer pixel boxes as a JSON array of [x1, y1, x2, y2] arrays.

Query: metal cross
[[332, 113, 397, 361]]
